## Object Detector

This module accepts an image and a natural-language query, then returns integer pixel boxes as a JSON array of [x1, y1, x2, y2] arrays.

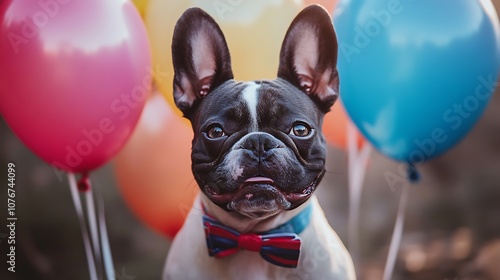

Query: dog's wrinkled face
[[191, 79, 327, 218], [172, 6, 339, 219]]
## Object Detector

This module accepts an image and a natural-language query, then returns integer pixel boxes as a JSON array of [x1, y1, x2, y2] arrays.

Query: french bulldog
[[163, 5, 356, 280]]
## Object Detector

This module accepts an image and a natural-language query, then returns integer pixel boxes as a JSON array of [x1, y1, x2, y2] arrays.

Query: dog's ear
[[172, 8, 233, 118], [278, 5, 339, 112]]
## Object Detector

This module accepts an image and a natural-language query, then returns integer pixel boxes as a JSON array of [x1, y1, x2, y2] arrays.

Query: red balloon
[[114, 94, 198, 238], [0, 0, 151, 172]]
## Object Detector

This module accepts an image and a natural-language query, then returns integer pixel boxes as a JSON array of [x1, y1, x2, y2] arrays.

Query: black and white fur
[[164, 5, 355, 279]]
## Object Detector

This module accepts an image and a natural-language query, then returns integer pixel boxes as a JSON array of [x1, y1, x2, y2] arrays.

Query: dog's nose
[[242, 133, 284, 159]]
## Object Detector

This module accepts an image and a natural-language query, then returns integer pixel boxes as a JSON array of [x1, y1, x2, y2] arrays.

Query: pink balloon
[[0, 0, 151, 172]]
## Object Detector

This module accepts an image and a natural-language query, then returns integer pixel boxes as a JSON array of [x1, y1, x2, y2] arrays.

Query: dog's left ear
[[278, 5, 339, 112], [172, 7, 234, 118]]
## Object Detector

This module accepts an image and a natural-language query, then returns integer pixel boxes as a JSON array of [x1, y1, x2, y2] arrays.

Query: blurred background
[[1, 0, 500, 279]]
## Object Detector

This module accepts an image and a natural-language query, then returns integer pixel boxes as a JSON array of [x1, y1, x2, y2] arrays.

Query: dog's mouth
[[204, 176, 319, 216]]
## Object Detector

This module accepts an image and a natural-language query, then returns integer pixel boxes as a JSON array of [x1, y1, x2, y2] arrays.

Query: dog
[[163, 5, 356, 280]]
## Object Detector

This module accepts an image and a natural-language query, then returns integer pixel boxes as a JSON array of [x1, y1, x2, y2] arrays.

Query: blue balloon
[[333, 0, 500, 164]]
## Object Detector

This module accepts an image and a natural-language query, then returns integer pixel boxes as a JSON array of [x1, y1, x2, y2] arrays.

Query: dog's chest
[[219, 252, 276, 279]]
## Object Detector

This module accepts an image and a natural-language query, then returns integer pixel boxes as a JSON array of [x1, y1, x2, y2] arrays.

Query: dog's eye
[[207, 126, 225, 139], [290, 123, 312, 137]]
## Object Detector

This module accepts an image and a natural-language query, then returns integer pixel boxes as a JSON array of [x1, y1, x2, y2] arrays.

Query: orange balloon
[[114, 93, 197, 238], [323, 101, 364, 150], [304, 0, 338, 12]]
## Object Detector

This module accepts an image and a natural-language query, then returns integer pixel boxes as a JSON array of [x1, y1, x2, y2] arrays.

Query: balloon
[[0, 0, 151, 172], [132, 0, 149, 18], [145, 0, 304, 116], [114, 93, 197, 238], [323, 101, 364, 150], [304, 0, 338, 13], [334, 0, 500, 164]]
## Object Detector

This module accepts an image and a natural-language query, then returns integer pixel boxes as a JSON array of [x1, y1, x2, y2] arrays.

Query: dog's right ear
[[278, 5, 339, 113], [172, 8, 233, 118]]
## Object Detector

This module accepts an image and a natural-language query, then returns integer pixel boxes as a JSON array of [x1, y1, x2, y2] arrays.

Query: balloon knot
[[77, 173, 90, 192], [407, 164, 420, 183]]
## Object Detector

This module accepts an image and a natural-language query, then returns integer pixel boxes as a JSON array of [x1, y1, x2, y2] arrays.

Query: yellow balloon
[[146, 0, 305, 117], [132, 0, 149, 18]]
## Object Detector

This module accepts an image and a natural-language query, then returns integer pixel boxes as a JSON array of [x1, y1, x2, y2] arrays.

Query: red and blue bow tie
[[202, 203, 312, 268]]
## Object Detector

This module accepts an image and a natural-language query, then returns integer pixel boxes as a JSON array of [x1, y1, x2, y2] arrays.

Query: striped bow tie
[[202, 203, 312, 268]]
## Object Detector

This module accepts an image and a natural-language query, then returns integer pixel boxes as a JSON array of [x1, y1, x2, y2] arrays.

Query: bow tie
[[202, 203, 312, 268]]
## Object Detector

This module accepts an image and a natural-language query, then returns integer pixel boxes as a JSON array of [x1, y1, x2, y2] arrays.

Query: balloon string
[[97, 193, 116, 280], [347, 121, 371, 274], [383, 183, 410, 280], [84, 178, 103, 279], [67, 173, 98, 280]]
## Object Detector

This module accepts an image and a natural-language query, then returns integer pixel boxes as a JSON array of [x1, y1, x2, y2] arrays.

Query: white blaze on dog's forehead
[[191, 33, 215, 79], [241, 82, 260, 130]]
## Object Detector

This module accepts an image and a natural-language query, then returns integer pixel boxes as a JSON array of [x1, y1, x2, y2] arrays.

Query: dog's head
[[172, 5, 338, 219]]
